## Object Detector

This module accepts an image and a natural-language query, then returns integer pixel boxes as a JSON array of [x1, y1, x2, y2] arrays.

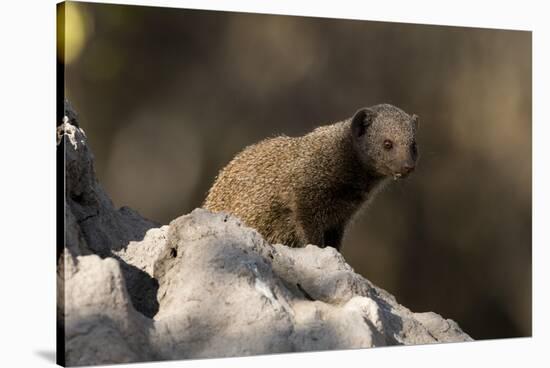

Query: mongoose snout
[[398, 157, 417, 177], [204, 103, 419, 250], [398, 163, 415, 178]]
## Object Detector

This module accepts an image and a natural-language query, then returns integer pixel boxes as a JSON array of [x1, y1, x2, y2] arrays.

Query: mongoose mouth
[[392, 172, 411, 180], [392, 164, 415, 180]]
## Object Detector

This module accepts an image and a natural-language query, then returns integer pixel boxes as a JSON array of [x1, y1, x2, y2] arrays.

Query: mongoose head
[[351, 103, 419, 180]]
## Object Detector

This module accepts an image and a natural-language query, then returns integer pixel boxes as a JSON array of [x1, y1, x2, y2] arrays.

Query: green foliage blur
[[63, 2, 532, 340]]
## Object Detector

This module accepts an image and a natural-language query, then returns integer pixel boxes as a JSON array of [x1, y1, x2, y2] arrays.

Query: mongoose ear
[[412, 114, 419, 130], [351, 108, 376, 138]]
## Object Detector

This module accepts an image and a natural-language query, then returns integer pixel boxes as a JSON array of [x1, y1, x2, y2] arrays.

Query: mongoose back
[[204, 104, 419, 250]]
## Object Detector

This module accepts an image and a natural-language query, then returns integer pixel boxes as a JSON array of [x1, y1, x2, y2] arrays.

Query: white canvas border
[[0, 0, 546, 367]]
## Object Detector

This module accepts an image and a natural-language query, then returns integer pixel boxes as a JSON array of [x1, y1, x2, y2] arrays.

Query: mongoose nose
[[401, 164, 415, 175]]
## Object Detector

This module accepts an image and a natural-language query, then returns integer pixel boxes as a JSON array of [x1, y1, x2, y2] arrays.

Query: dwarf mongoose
[[204, 104, 419, 250]]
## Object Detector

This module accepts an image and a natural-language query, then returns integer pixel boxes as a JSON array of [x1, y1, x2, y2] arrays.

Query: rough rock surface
[[58, 102, 472, 366]]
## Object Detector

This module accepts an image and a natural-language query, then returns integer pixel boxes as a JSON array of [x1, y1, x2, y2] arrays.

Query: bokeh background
[[61, 2, 532, 340]]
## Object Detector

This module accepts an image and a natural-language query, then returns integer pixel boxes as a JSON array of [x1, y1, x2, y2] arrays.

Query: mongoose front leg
[[297, 219, 324, 247], [324, 226, 345, 250], [293, 205, 325, 247]]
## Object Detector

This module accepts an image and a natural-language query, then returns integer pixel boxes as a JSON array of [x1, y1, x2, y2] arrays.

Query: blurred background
[[61, 2, 531, 340]]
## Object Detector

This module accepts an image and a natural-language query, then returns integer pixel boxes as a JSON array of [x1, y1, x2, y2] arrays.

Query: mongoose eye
[[383, 140, 393, 150]]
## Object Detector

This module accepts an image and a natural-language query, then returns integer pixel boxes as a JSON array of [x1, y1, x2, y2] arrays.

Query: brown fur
[[203, 104, 418, 250]]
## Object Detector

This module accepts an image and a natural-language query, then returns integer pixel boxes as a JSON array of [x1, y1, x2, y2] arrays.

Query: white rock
[[59, 103, 472, 366]]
